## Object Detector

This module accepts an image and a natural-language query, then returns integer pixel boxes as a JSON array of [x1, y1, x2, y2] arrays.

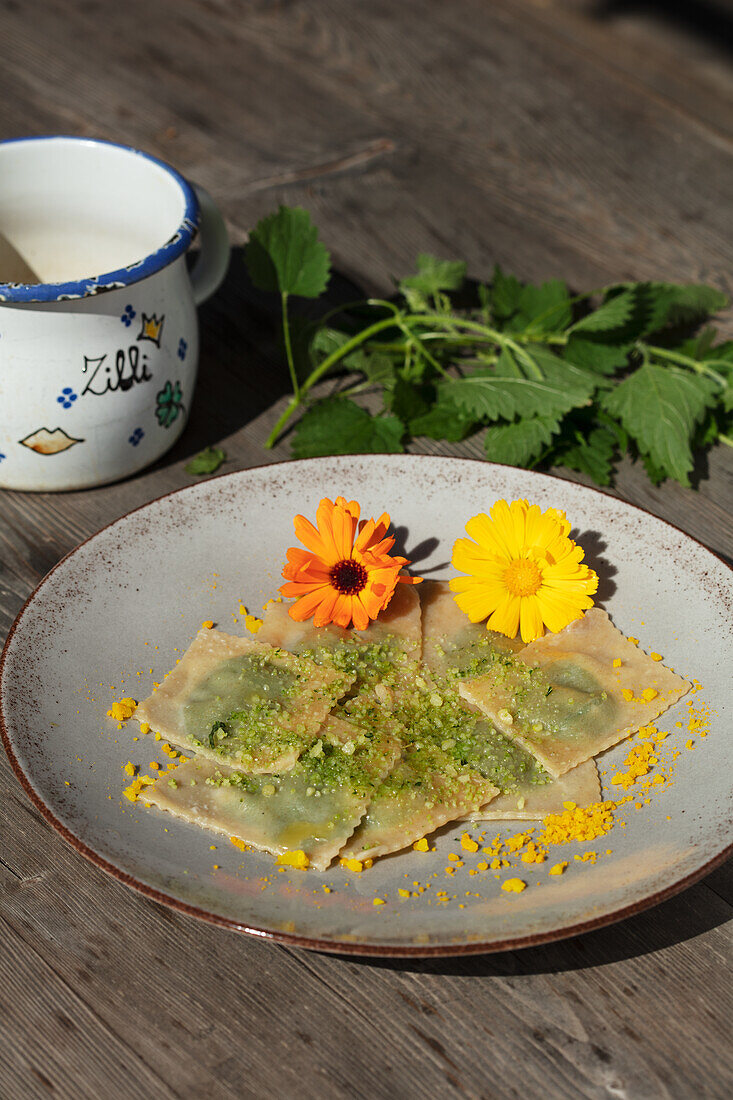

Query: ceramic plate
[[2, 456, 731, 956]]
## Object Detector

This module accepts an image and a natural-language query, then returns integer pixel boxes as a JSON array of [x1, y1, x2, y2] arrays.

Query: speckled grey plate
[[2, 456, 732, 956]]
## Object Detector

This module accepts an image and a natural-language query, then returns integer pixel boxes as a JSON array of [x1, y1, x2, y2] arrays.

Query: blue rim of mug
[[0, 136, 200, 304]]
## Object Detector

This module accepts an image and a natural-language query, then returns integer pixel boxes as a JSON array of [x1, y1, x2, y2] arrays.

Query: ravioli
[[420, 579, 524, 679], [419, 579, 551, 796], [142, 714, 402, 871], [259, 583, 422, 697], [466, 760, 600, 821], [135, 628, 353, 773], [459, 608, 691, 777], [339, 737, 498, 861]]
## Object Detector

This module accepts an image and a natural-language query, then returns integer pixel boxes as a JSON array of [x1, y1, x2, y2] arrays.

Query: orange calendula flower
[[450, 499, 598, 643], [280, 496, 419, 630]]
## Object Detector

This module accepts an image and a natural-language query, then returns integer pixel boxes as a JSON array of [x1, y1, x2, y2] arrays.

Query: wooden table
[[1, 3, 731, 1096]]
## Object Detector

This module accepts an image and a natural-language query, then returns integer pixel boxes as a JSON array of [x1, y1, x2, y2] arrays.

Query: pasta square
[[136, 628, 353, 773]]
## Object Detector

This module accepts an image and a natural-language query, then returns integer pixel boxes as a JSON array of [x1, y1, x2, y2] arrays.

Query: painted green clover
[[155, 380, 185, 429]]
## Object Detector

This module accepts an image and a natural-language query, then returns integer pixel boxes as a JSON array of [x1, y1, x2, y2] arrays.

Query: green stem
[[315, 296, 402, 328], [719, 432, 733, 448], [265, 395, 300, 449], [646, 344, 728, 388], [281, 292, 300, 400], [301, 315, 406, 395], [396, 320, 450, 378]]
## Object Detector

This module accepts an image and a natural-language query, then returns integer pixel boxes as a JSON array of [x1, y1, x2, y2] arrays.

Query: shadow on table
[[345, 858, 732, 977], [589, 0, 733, 59], [144, 245, 369, 472]]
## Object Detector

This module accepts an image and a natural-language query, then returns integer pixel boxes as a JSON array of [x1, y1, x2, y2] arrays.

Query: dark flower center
[[331, 558, 368, 595]]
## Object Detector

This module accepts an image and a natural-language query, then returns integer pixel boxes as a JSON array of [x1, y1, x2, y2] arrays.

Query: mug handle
[[190, 184, 230, 305]]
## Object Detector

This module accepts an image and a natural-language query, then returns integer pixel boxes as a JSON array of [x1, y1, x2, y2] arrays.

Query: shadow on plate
[[570, 528, 617, 605]]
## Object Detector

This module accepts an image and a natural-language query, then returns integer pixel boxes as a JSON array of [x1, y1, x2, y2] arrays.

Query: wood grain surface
[[1, 2, 731, 1097]]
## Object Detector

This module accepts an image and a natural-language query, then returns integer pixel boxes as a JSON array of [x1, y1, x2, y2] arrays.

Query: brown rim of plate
[[1, 455, 732, 957]]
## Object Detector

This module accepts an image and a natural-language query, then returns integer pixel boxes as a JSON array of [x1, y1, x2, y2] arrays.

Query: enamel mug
[[0, 136, 230, 491]]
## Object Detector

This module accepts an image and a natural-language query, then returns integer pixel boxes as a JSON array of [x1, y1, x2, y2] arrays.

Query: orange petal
[[287, 586, 333, 621], [293, 514, 331, 562], [312, 586, 341, 628]]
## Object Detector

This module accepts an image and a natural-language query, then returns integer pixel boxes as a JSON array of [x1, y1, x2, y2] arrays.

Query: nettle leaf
[[410, 389, 478, 442], [509, 280, 572, 334], [563, 334, 632, 375], [484, 415, 560, 467], [448, 348, 596, 421], [490, 265, 522, 321], [572, 288, 637, 334], [388, 378, 434, 423], [245, 206, 331, 298], [603, 363, 718, 485], [553, 427, 618, 487], [360, 351, 396, 388], [399, 254, 467, 302], [292, 398, 404, 458], [640, 282, 728, 333], [184, 446, 227, 477]]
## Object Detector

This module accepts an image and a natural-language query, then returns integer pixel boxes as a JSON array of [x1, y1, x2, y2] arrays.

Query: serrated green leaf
[[603, 363, 718, 485], [184, 446, 227, 477], [410, 390, 478, 442], [399, 254, 466, 303], [640, 450, 667, 487], [571, 287, 637, 335], [642, 282, 728, 332], [563, 333, 632, 375], [553, 428, 618, 486], [448, 349, 596, 421], [292, 398, 403, 458], [484, 416, 560, 467], [388, 378, 433, 423], [510, 280, 571, 334], [490, 265, 522, 320], [245, 206, 330, 298]]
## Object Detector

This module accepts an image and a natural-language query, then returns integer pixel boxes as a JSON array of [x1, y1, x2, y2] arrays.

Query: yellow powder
[[276, 850, 309, 869], [501, 878, 527, 894], [106, 698, 137, 721], [610, 742, 657, 791], [460, 832, 479, 853], [549, 862, 568, 875], [413, 838, 429, 852], [539, 800, 616, 844]]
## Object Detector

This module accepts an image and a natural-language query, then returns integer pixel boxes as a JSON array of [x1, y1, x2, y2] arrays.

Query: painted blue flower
[[56, 386, 78, 409], [177, 338, 188, 361], [129, 427, 144, 447], [121, 304, 136, 326], [0, 453, 5, 463]]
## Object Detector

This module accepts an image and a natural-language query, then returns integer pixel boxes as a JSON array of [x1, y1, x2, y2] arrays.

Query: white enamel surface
[[2, 457, 731, 954], [0, 139, 187, 281], [0, 260, 198, 490]]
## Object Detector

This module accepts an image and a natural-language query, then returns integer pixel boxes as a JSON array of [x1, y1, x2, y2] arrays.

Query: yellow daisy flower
[[450, 499, 598, 643]]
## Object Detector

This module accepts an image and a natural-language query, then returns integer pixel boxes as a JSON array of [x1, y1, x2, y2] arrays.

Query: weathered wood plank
[[0, 1, 731, 1098]]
